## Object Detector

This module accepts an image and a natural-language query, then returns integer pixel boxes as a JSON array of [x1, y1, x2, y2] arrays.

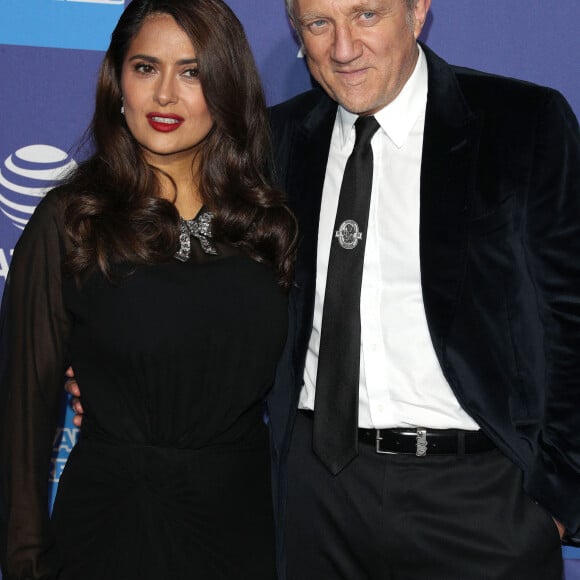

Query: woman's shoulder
[[35, 186, 67, 215], [14, 188, 70, 255], [25, 187, 71, 231]]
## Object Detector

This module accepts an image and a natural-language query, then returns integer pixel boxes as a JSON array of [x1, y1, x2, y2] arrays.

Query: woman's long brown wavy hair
[[62, 0, 296, 289]]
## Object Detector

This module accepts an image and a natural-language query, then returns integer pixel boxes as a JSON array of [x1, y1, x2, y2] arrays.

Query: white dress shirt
[[299, 46, 480, 430]]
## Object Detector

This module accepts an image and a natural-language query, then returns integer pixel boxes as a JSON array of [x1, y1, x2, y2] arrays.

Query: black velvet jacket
[[267, 44, 580, 536]]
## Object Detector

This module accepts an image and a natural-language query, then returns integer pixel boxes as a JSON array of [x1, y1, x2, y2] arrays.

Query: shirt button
[[377, 404, 385, 412]]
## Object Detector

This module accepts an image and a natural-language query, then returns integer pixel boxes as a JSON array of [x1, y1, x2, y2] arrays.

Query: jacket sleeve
[[0, 192, 72, 579], [523, 89, 580, 535]]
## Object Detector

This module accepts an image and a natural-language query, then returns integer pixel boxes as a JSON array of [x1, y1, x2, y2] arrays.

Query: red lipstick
[[146, 112, 184, 132]]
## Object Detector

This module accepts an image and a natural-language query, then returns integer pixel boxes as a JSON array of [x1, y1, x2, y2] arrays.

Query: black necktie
[[313, 115, 380, 475]]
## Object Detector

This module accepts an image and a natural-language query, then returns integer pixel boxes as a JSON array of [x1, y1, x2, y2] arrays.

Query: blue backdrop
[[1, 1, 579, 576]]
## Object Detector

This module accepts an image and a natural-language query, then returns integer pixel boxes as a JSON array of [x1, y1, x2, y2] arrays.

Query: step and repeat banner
[[1, 0, 579, 576]]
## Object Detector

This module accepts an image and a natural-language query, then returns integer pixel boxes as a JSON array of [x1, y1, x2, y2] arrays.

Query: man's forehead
[[295, 0, 398, 15]]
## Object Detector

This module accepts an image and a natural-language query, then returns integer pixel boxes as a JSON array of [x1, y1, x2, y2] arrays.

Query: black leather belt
[[299, 410, 495, 457]]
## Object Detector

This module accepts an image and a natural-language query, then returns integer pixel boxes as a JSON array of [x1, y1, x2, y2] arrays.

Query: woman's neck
[[153, 161, 203, 220]]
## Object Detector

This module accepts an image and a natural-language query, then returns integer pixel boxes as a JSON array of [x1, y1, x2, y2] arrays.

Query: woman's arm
[[0, 191, 72, 579]]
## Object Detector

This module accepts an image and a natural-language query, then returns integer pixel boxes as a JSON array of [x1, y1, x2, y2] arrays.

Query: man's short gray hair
[[284, 0, 296, 22]]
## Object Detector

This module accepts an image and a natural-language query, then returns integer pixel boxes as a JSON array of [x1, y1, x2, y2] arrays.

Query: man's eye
[[305, 19, 328, 34], [361, 11, 376, 21]]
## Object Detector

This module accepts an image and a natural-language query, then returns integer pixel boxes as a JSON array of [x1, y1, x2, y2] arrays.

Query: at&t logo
[[0, 144, 76, 230], [0, 144, 76, 282]]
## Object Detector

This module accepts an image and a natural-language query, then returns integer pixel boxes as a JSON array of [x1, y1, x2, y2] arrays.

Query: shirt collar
[[337, 44, 428, 149]]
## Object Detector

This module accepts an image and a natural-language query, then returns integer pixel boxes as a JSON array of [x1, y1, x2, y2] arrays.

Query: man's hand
[[553, 518, 566, 540], [64, 366, 84, 428]]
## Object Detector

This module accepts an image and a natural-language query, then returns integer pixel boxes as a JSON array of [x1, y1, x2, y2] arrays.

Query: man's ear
[[413, 0, 431, 39]]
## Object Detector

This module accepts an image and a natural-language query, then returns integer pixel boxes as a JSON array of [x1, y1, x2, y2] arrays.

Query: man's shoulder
[[457, 66, 577, 131], [423, 43, 568, 117], [453, 64, 559, 105]]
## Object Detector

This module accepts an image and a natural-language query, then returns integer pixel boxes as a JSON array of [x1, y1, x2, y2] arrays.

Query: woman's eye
[[134, 63, 155, 74], [182, 68, 200, 79]]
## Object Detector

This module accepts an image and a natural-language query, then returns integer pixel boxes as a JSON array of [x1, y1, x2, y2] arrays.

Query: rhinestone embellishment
[[335, 219, 363, 249], [174, 210, 218, 262]]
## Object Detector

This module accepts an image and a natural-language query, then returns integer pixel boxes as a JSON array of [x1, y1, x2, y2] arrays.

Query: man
[[265, 0, 580, 578], [68, 0, 579, 577]]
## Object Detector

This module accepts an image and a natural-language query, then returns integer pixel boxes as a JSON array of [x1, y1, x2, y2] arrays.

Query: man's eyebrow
[[297, 3, 388, 22], [297, 12, 326, 22], [351, 3, 390, 15]]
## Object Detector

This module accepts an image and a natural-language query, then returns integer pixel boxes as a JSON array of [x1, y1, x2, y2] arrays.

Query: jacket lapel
[[419, 46, 484, 358], [267, 93, 337, 454], [286, 93, 337, 368]]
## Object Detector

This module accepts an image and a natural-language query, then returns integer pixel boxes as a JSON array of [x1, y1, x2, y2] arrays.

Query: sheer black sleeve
[[0, 191, 72, 579]]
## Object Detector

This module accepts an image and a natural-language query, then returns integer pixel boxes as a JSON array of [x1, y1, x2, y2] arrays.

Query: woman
[[0, 1, 295, 578]]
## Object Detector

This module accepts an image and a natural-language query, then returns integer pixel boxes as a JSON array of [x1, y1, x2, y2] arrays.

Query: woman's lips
[[146, 113, 184, 132]]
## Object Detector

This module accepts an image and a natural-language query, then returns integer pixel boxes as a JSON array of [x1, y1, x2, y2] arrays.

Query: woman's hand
[[64, 366, 84, 427]]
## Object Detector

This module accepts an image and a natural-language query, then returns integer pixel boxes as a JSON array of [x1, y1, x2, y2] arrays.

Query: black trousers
[[285, 411, 563, 580]]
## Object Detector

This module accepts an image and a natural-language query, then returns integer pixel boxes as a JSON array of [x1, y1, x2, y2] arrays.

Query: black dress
[[0, 191, 287, 579]]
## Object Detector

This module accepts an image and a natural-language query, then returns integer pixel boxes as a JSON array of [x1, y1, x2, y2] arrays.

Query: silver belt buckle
[[416, 428, 428, 457], [375, 428, 429, 455], [375, 430, 392, 455]]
